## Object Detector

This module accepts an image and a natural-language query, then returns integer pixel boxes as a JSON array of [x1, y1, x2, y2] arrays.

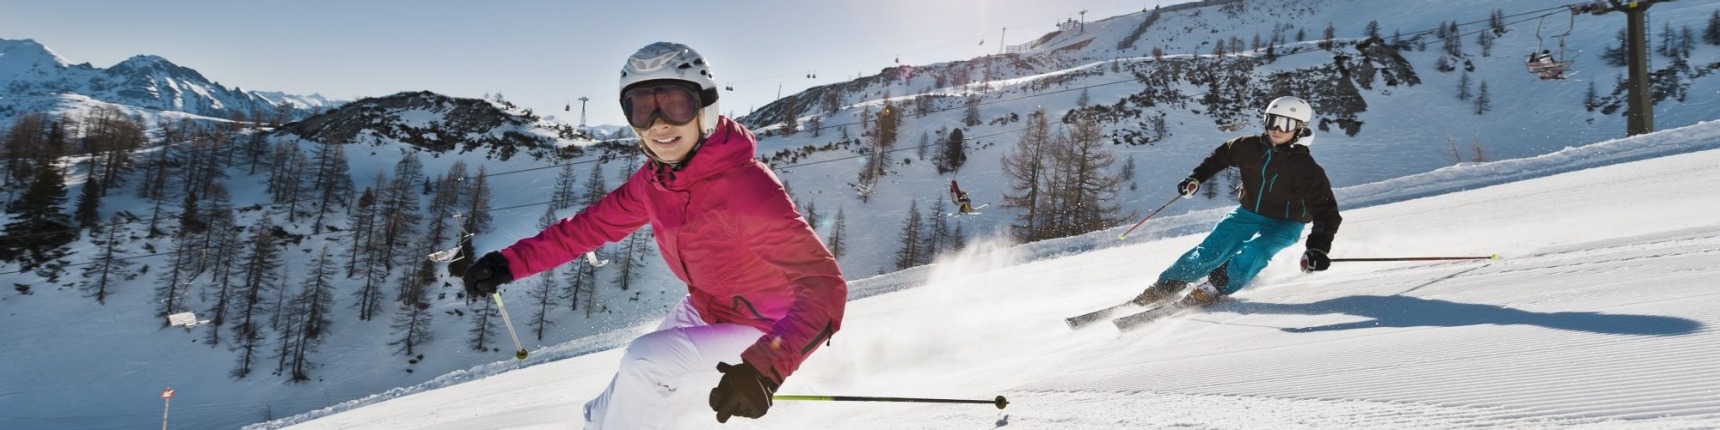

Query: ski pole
[[773, 394, 1009, 410], [1332, 254, 1500, 262], [1118, 195, 1183, 240], [491, 292, 529, 360]]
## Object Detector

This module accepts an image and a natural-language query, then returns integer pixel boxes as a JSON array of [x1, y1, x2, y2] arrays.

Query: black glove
[[709, 360, 777, 423], [1176, 177, 1201, 198], [1300, 249, 1331, 273], [462, 251, 512, 300]]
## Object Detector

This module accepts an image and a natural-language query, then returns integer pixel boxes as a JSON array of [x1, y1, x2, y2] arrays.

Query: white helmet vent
[[629, 51, 679, 74]]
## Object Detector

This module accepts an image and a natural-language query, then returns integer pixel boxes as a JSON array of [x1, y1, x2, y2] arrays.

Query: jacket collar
[[648, 116, 756, 189]]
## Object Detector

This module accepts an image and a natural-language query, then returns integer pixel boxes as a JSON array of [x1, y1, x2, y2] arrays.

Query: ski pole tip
[[994, 395, 1009, 409], [514, 349, 528, 360], [1117, 234, 1127, 241], [1490, 254, 1501, 261]]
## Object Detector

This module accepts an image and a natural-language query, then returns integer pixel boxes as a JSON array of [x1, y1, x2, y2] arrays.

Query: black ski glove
[[462, 251, 513, 301], [1176, 177, 1201, 198], [710, 360, 777, 423], [1300, 249, 1331, 273]]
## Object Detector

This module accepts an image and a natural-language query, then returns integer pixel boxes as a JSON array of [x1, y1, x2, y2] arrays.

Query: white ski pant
[[583, 296, 766, 429]]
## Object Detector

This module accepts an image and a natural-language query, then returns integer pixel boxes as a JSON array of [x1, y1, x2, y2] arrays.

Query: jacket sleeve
[[499, 176, 650, 281], [1301, 165, 1342, 252], [1188, 137, 1243, 182], [729, 166, 847, 386]]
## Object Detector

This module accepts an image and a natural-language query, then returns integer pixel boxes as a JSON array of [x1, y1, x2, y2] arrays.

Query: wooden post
[[161, 387, 175, 430]]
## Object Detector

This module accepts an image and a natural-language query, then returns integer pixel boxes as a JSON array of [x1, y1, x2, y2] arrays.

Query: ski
[[1112, 301, 1196, 331], [947, 204, 990, 217], [1065, 299, 1149, 329]]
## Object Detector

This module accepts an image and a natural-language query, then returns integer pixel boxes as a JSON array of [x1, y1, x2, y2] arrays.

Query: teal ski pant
[[1157, 207, 1304, 295]]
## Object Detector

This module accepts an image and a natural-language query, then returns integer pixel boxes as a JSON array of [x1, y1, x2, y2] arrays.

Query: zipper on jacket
[[1254, 151, 1275, 212], [800, 323, 835, 354], [731, 296, 767, 320]]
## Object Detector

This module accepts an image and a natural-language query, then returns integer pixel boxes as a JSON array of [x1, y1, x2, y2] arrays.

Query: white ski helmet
[[1262, 96, 1315, 146], [619, 42, 721, 139]]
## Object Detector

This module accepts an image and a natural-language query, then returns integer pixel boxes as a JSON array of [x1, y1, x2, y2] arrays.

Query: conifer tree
[[230, 223, 283, 379], [308, 141, 354, 233], [73, 177, 101, 230], [582, 160, 609, 207], [1706, 10, 1720, 45], [155, 232, 200, 318], [613, 226, 655, 291], [527, 272, 559, 340], [552, 162, 579, 211], [1474, 80, 1492, 115], [894, 200, 925, 270], [781, 94, 800, 135], [1457, 70, 1473, 101], [925, 197, 951, 261], [1050, 113, 1125, 236], [827, 207, 847, 259], [937, 128, 967, 174], [282, 247, 337, 381], [1000, 108, 1053, 241], [467, 295, 498, 352], [201, 196, 243, 345], [80, 213, 134, 305], [563, 261, 598, 317], [1, 164, 74, 267], [388, 301, 435, 357]]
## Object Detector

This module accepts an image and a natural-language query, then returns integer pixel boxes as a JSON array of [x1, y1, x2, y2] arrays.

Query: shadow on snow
[[1229, 295, 1704, 336]]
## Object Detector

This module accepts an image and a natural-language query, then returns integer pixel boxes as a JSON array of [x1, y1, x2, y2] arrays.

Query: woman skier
[[462, 42, 847, 428]]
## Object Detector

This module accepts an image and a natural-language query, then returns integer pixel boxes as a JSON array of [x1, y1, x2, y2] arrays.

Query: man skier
[[1137, 96, 1342, 307], [462, 42, 847, 428]]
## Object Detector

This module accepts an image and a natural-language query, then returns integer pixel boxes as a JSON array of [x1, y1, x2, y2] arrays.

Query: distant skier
[[949, 179, 974, 213], [1528, 50, 1564, 80], [461, 42, 847, 428], [1135, 96, 1342, 307]]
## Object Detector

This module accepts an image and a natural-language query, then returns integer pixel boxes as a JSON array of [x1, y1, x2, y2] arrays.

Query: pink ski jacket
[[498, 116, 846, 385]]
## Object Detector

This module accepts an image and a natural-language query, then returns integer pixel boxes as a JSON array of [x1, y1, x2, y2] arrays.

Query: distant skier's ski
[[1112, 302, 1196, 330], [947, 204, 989, 217], [1066, 298, 1152, 329]]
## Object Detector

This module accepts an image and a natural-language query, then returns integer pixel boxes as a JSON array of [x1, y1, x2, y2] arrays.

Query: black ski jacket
[[1188, 134, 1342, 252]]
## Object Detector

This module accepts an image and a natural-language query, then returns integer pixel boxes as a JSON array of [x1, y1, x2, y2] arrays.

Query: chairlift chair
[[1526, 11, 1578, 80]]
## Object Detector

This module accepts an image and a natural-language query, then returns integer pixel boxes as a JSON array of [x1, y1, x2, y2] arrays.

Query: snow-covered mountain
[[3, 1, 1719, 429], [0, 37, 337, 127], [271, 90, 600, 160]]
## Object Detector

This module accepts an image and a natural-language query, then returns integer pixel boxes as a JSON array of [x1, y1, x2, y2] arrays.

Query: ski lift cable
[[2, 1, 1580, 247], [0, 4, 1600, 269]]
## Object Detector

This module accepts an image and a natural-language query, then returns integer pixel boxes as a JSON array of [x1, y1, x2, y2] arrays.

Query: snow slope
[[253, 122, 1720, 429], [6, 1, 1720, 428]]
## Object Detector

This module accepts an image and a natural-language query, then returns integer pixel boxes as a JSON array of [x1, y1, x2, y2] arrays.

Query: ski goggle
[[620, 82, 702, 129], [1265, 114, 1306, 133]]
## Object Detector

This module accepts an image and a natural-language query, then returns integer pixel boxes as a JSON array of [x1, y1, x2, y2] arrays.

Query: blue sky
[[1, 0, 1176, 127]]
